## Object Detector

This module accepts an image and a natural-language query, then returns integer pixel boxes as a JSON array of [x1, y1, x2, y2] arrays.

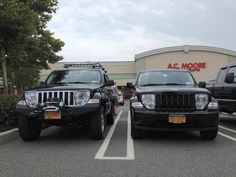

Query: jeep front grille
[[156, 94, 196, 112], [37, 91, 75, 106]]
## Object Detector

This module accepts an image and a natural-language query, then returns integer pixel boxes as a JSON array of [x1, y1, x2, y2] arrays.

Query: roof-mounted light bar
[[63, 63, 107, 72]]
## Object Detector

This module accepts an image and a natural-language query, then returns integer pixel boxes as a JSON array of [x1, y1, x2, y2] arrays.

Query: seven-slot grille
[[156, 93, 196, 112], [37, 91, 75, 106]]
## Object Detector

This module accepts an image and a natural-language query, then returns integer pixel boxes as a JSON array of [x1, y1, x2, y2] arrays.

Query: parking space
[[0, 103, 236, 177]]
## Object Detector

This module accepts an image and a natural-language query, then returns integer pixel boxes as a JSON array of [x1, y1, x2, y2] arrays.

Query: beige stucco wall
[[101, 61, 136, 85], [40, 46, 236, 85], [138, 51, 236, 82], [101, 61, 135, 73], [135, 58, 145, 73]]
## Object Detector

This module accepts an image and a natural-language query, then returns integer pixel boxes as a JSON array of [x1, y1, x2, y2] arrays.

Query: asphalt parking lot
[[0, 102, 236, 177]]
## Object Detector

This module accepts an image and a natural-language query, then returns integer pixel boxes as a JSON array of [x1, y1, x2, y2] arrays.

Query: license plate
[[44, 111, 61, 120], [168, 114, 186, 124]]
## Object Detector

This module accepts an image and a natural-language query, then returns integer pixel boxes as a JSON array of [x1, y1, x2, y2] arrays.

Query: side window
[[228, 66, 236, 82], [217, 68, 227, 83]]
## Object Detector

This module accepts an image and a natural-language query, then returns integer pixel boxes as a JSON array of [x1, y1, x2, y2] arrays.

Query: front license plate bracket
[[168, 114, 186, 124], [44, 111, 61, 120]]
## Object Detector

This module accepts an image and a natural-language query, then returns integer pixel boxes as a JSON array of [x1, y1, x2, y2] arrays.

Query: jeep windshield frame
[[45, 69, 103, 85], [136, 70, 197, 87]]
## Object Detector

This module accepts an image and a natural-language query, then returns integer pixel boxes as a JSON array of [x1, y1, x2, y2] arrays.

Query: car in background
[[207, 63, 236, 114], [127, 69, 219, 140], [118, 90, 124, 105]]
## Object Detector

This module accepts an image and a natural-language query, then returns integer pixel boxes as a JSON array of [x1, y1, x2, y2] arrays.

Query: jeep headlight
[[195, 94, 208, 110], [141, 94, 155, 109], [74, 90, 90, 106], [25, 91, 37, 108]]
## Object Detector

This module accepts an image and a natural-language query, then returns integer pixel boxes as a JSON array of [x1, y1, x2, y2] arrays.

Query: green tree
[[0, 0, 64, 93]]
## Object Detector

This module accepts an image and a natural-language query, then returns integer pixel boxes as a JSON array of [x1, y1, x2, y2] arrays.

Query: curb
[[0, 128, 18, 145]]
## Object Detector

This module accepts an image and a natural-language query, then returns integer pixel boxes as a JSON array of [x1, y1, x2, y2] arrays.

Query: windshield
[[46, 70, 101, 85], [137, 70, 196, 86]]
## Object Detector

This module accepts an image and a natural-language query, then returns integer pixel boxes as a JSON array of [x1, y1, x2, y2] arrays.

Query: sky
[[48, 0, 236, 62]]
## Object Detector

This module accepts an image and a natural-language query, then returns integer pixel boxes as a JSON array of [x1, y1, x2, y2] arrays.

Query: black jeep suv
[[127, 69, 219, 140], [16, 63, 115, 141]]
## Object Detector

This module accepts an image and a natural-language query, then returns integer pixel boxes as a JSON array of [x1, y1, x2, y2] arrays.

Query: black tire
[[18, 115, 42, 141], [200, 128, 218, 140], [90, 106, 106, 140], [106, 106, 115, 125], [131, 118, 142, 139]]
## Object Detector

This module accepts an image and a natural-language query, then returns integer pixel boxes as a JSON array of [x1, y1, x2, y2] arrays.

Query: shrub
[[0, 95, 19, 125]]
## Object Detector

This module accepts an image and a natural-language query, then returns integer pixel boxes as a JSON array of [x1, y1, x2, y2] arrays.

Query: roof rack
[[63, 63, 107, 72]]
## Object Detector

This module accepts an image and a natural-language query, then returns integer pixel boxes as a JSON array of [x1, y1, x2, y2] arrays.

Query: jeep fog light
[[208, 102, 218, 110], [132, 102, 143, 108], [18, 100, 26, 106], [87, 99, 99, 104]]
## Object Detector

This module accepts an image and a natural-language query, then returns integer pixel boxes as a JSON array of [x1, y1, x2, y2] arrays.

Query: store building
[[40, 45, 236, 86]]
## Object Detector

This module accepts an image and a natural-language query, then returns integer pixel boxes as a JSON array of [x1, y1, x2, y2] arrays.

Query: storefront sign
[[167, 62, 206, 72]]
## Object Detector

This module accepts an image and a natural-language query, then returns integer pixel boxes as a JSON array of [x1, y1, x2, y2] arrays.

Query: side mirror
[[198, 81, 206, 88], [39, 81, 45, 86], [127, 82, 135, 89], [225, 72, 234, 83], [105, 80, 115, 86]]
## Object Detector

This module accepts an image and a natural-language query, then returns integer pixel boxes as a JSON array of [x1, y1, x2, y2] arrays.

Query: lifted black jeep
[[16, 63, 115, 141], [127, 69, 219, 140]]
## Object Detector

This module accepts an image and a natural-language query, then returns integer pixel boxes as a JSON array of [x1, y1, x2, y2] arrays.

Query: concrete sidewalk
[[0, 128, 18, 145]]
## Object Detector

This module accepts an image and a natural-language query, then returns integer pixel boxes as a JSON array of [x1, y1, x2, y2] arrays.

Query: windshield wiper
[[64, 82, 91, 84], [52, 82, 67, 85], [54, 81, 91, 84], [139, 84, 163, 86], [165, 83, 189, 85], [139, 83, 193, 86]]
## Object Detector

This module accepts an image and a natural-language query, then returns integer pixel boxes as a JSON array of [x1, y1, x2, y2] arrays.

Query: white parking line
[[219, 125, 236, 133], [119, 119, 127, 121], [0, 128, 18, 136], [126, 111, 135, 159], [94, 111, 135, 160], [95, 111, 122, 159], [218, 132, 236, 142]]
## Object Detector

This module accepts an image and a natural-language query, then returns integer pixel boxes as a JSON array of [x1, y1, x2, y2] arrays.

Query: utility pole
[[0, 44, 8, 94]]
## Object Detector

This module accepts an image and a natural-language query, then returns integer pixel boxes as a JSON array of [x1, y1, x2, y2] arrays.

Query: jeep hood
[[135, 85, 210, 94], [27, 84, 103, 92]]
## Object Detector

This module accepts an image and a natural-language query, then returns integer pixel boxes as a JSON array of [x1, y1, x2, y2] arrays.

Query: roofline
[[135, 45, 236, 61]]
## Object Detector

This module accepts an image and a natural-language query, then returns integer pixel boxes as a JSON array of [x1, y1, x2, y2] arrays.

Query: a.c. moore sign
[[167, 62, 206, 72]]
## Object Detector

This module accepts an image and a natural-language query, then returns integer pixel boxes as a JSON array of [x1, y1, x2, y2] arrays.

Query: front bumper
[[132, 108, 219, 131], [217, 99, 236, 113], [16, 103, 100, 120]]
